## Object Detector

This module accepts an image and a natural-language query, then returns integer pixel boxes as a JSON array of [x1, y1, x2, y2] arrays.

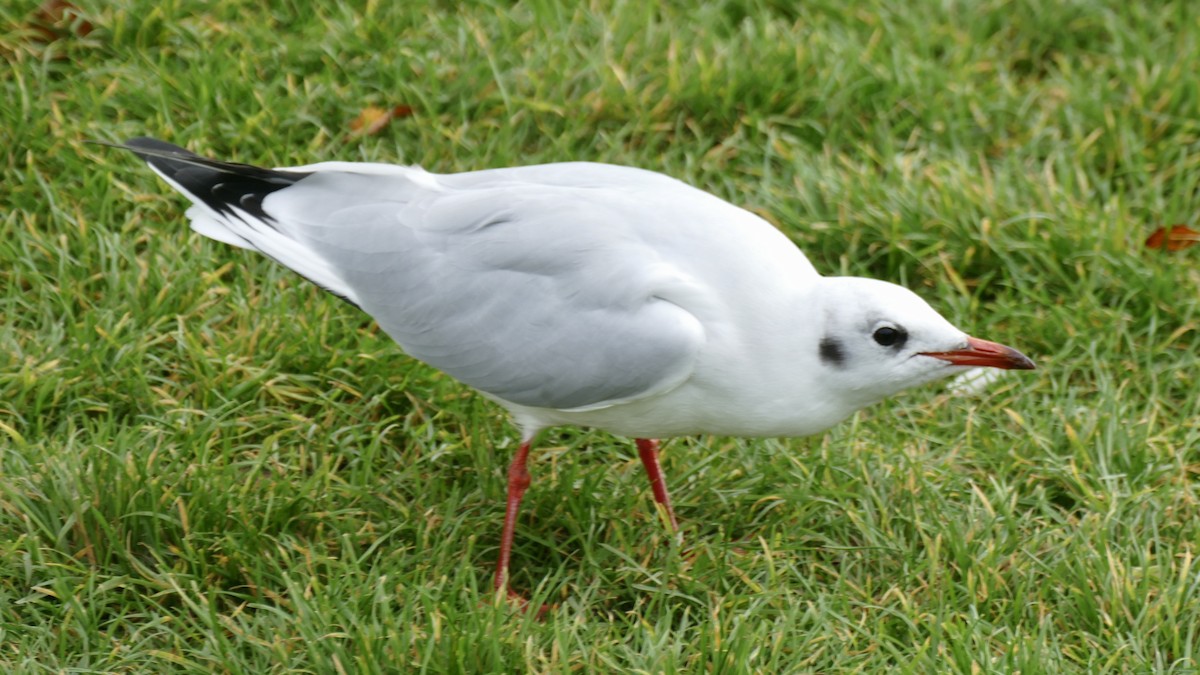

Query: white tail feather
[[145, 162, 361, 305]]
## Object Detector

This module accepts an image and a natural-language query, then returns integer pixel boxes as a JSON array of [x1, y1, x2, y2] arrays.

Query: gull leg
[[635, 438, 679, 531], [494, 440, 532, 597]]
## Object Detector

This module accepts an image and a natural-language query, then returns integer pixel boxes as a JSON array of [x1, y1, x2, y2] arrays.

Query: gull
[[110, 137, 1035, 607]]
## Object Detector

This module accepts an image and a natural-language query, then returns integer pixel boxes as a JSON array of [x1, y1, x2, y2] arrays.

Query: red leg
[[636, 438, 679, 531], [494, 440, 533, 595]]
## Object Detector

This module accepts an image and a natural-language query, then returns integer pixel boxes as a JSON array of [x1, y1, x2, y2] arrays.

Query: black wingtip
[[90, 137, 205, 165], [105, 136, 310, 222], [122, 137, 200, 163], [117, 137, 299, 184], [124, 136, 189, 152], [99, 136, 362, 311]]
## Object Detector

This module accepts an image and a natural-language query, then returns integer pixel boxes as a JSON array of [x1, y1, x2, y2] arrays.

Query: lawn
[[3, 0, 1200, 672]]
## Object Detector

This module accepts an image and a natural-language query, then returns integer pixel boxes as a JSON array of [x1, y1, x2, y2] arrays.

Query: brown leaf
[[25, 0, 94, 43], [1145, 225, 1200, 251], [348, 105, 414, 137]]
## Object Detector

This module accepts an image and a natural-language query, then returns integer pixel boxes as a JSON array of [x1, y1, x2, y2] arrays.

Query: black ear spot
[[819, 337, 845, 367]]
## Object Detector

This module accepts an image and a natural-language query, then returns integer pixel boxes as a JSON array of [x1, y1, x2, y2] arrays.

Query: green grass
[[3, 0, 1200, 671]]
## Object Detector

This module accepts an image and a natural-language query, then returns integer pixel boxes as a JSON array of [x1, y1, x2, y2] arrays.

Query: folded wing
[[127, 139, 705, 410]]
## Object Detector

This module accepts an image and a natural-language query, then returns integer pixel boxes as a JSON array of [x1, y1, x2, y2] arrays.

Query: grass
[[3, 0, 1200, 671]]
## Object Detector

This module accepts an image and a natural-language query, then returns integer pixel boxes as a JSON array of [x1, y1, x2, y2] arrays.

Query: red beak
[[921, 336, 1036, 370]]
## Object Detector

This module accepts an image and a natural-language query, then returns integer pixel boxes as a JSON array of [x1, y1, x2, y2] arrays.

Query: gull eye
[[873, 326, 905, 347]]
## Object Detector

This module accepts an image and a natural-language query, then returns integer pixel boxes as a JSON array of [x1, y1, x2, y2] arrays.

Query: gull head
[[812, 277, 1034, 410]]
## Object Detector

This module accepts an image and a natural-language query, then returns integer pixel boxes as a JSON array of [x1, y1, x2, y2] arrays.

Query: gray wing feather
[[264, 171, 705, 410]]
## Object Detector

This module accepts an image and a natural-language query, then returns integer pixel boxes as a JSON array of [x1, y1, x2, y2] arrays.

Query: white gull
[[113, 137, 1035, 609]]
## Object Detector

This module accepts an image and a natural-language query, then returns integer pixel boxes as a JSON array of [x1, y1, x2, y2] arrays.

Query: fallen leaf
[[348, 105, 414, 137], [25, 0, 94, 43], [1145, 224, 1200, 251]]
